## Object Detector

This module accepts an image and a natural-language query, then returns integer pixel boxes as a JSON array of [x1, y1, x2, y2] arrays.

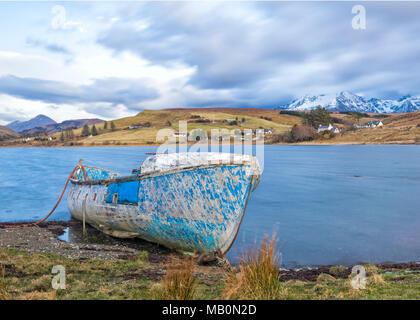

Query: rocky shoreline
[[0, 220, 172, 262]]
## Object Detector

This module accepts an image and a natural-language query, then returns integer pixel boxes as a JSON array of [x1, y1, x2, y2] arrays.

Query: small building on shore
[[356, 120, 384, 129], [366, 120, 384, 128], [317, 124, 340, 134], [172, 132, 187, 138]]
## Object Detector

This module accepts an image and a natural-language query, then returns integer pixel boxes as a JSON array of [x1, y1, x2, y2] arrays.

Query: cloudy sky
[[0, 1, 419, 124]]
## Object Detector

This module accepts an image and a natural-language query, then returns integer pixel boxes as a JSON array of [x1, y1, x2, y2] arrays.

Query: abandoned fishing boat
[[67, 152, 261, 256]]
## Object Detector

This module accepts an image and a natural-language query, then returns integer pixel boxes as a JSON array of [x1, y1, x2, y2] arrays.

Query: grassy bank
[[0, 248, 223, 300], [1, 244, 419, 300]]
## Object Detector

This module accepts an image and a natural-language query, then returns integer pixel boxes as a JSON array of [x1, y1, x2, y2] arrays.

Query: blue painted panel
[[77, 167, 119, 181], [105, 180, 140, 205]]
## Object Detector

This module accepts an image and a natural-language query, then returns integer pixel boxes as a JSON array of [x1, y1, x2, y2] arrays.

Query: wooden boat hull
[[67, 162, 259, 255]]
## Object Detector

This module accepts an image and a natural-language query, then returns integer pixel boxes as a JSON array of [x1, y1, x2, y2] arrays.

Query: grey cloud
[[0, 110, 26, 123], [26, 37, 73, 55], [96, 2, 420, 105], [98, 3, 321, 89], [0, 75, 159, 110]]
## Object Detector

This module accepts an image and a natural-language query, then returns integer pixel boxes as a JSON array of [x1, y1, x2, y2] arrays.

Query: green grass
[[0, 248, 153, 299], [0, 248, 223, 300], [1, 248, 419, 300], [281, 271, 420, 300]]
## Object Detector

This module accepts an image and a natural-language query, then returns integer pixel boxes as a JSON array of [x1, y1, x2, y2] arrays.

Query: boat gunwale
[[71, 161, 257, 186], [80, 165, 122, 177]]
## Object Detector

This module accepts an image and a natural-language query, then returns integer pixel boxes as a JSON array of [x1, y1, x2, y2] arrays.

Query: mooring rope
[[0, 163, 87, 229]]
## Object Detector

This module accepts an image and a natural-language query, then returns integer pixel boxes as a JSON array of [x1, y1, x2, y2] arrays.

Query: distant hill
[[75, 108, 419, 146], [0, 125, 20, 140], [2, 108, 419, 146], [19, 119, 104, 135], [277, 91, 420, 113], [62, 108, 297, 146], [7, 114, 56, 133]]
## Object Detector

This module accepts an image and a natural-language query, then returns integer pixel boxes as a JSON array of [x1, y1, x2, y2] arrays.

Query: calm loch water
[[1, 145, 419, 268]]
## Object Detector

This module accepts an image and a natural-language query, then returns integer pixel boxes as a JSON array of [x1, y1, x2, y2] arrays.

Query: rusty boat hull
[[67, 153, 261, 255]]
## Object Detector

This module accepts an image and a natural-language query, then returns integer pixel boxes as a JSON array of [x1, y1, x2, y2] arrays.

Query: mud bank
[[0, 220, 172, 261]]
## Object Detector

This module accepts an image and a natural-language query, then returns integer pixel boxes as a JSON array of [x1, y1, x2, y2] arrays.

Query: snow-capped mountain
[[277, 91, 420, 113]]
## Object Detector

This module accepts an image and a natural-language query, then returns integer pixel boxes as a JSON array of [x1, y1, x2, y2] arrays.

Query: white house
[[318, 124, 340, 134], [172, 132, 187, 138], [356, 120, 384, 129], [366, 120, 383, 128]]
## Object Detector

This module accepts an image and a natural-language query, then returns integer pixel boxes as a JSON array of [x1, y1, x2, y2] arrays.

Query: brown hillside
[[0, 126, 20, 140], [382, 111, 420, 128]]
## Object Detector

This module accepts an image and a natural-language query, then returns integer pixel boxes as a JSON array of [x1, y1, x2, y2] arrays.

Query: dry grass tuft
[[222, 236, 285, 300], [19, 291, 56, 300], [369, 273, 386, 286], [0, 266, 10, 300], [152, 256, 198, 300], [317, 273, 337, 283], [136, 251, 149, 263], [329, 265, 347, 278], [0, 250, 8, 261], [364, 264, 381, 276], [362, 264, 385, 286]]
